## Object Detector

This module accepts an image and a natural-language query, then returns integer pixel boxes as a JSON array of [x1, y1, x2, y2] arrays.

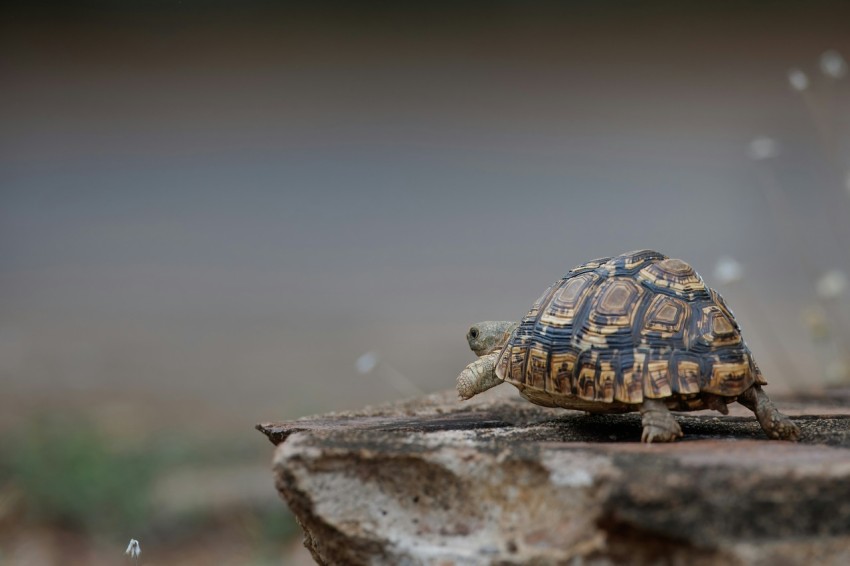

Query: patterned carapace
[[494, 250, 765, 408]]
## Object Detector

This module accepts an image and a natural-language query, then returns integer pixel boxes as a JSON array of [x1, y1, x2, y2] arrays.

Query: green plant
[[1, 415, 160, 537]]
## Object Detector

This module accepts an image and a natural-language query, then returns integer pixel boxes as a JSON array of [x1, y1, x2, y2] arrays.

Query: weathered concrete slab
[[258, 388, 850, 565]]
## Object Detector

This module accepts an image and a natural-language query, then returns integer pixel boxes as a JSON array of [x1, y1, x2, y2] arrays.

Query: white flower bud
[[817, 270, 848, 299], [787, 68, 809, 91], [714, 257, 743, 284], [125, 539, 141, 559], [355, 351, 379, 374], [819, 49, 847, 79], [747, 136, 780, 161]]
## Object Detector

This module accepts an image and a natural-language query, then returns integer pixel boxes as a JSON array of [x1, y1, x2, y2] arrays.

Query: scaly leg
[[640, 398, 683, 443], [456, 352, 501, 400], [737, 385, 800, 441]]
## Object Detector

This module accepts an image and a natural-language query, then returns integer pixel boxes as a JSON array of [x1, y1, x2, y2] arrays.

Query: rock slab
[[258, 388, 850, 565]]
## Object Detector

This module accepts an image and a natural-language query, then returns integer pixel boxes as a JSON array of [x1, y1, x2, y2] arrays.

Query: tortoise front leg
[[640, 398, 683, 443], [737, 385, 800, 441], [456, 352, 501, 400]]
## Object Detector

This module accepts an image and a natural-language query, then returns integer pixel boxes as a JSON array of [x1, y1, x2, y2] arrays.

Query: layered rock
[[258, 388, 850, 565]]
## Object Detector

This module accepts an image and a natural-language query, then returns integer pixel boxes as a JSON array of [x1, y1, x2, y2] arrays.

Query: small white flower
[[714, 257, 743, 284], [355, 351, 379, 374], [747, 136, 780, 161], [787, 68, 809, 91], [819, 49, 847, 79], [125, 538, 141, 559], [817, 270, 848, 299]]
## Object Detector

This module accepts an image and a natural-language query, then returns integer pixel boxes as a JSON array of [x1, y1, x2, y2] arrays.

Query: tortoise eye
[[469, 327, 479, 339]]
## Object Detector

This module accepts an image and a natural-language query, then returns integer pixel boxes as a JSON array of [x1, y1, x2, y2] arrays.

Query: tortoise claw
[[640, 419, 683, 444], [640, 399, 683, 443], [765, 411, 800, 441]]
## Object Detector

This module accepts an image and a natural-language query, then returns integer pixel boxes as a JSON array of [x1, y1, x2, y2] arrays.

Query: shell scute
[[641, 294, 689, 348], [548, 348, 579, 395], [526, 345, 549, 389], [696, 305, 742, 349], [702, 352, 754, 395], [614, 365, 643, 404], [596, 279, 640, 317], [644, 358, 673, 399], [671, 352, 702, 394], [711, 289, 740, 330], [637, 257, 711, 301], [509, 345, 527, 384], [566, 256, 612, 276], [602, 249, 668, 276], [574, 349, 592, 394], [575, 277, 646, 350], [540, 272, 599, 329]]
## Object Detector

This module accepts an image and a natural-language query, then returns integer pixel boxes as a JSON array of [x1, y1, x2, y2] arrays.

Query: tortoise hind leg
[[737, 385, 800, 441], [639, 398, 683, 443]]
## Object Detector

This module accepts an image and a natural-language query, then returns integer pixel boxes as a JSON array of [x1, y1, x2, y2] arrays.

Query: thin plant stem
[[752, 164, 850, 348], [731, 280, 807, 386]]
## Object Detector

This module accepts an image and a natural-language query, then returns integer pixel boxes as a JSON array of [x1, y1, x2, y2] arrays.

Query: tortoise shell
[[494, 250, 765, 411]]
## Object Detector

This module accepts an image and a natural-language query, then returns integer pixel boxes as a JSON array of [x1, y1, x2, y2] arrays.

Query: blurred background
[[2, 1, 849, 563]]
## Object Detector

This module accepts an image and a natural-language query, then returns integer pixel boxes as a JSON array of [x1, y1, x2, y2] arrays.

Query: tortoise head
[[466, 321, 519, 357]]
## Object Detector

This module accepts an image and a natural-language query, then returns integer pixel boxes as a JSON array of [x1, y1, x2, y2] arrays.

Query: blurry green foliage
[[0, 415, 161, 536], [0, 413, 301, 558], [253, 507, 300, 554]]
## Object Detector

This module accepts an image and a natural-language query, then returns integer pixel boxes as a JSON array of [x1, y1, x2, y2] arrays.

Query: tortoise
[[456, 249, 799, 443]]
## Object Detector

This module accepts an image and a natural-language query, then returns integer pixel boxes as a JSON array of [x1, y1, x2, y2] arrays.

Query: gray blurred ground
[[1, 2, 849, 428]]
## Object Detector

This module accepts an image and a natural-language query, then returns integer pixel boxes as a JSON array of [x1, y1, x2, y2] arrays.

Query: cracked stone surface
[[258, 387, 850, 565]]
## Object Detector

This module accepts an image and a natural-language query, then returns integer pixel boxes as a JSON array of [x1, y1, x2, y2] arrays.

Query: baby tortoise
[[457, 250, 799, 443]]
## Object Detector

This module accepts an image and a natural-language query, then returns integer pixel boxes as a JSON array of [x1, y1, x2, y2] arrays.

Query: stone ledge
[[258, 388, 850, 565]]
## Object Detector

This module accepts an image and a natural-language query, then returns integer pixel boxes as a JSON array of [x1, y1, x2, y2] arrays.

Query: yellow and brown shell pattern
[[494, 250, 765, 410]]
